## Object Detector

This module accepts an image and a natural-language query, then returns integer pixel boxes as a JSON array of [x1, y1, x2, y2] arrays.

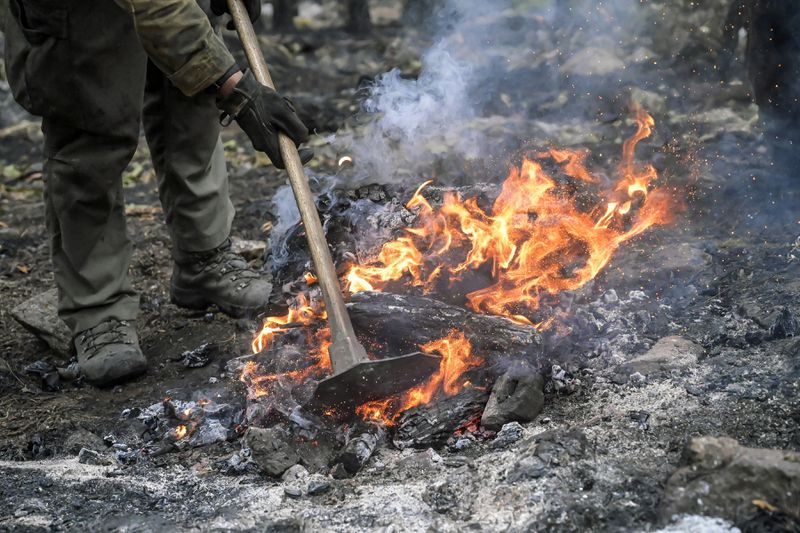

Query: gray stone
[[283, 485, 302, 499], [481, 371, 545, 431], [245, 426, 299, 477], [660, 436, 800, 523], [396, 448, 443, 472], [281, 464, 309, 483], [230, 237, 268, 261], [77, 448, 113, 466], [64, 429, 106, 455], [490, 422, 524, 450], [10, 289, 72, 357], [306, 475, 331, 496], [622, 336, 702, 377]]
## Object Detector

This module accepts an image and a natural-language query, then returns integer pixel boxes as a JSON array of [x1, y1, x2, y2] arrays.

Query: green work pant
[[7, 0, 234, 334]]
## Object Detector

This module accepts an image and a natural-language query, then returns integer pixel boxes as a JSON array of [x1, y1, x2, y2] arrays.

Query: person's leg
[[42, 121, 141, 335], [143, 55, 273, 319], [6, 0, 151, 383], [142, 61, 234, 255]]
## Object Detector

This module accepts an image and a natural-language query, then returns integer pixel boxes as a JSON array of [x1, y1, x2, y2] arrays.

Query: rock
[[283, 485, 302, 499], [490, 422, 525, 450], [560, 45, 625, 76], [481, 371, 545, 431], [64, 429, 106, 455], [396, 448, 443, 472], [306, 475, 331, 496], [281, 464, 309, 483], [660, 436, 800, 523], [77, 448, 113, 466], [622, 336, 702, 377], [10, 288, 72, 357], [245, 426, 299, 477], [452, 435, 475, 451], [230, 236, 268, 261], [770, 308, 798, 339]]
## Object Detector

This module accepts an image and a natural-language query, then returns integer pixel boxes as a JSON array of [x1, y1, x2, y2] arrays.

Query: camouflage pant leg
[[142, 60, 234, 258]]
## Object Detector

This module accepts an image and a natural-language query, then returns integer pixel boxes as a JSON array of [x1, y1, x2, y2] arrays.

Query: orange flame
[[242, 294, 331, 400], [174, 425, 188, 440], [356, 330, 482, 426], [251, 294, 328, 353], [345, 108, 674, 326]]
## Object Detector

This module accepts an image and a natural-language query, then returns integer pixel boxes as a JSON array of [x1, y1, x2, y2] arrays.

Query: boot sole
[[171, 285, 266, 319]]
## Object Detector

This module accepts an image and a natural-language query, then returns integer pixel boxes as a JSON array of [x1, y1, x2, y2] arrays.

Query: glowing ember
[[345, 107, 674, 327], [356, 330, 482, 426], [174, 425, 188, 440]]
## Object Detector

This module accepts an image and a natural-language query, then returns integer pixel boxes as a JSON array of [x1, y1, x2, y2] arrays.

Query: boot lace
[[78, 319, 132, 359]]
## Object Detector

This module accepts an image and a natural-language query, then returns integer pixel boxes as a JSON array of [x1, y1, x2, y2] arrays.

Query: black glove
[[210, 0, 261, 30], [217, 70, 313, 169]]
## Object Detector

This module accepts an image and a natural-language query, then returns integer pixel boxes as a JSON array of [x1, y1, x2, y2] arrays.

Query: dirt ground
[[1, 1, 800, 532]]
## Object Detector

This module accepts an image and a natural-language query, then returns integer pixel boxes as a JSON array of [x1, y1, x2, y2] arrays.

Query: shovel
[[227, 0, 441, 415]]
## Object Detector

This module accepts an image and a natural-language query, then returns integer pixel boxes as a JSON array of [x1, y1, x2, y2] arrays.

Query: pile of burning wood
[[161, 107, 676, 477]]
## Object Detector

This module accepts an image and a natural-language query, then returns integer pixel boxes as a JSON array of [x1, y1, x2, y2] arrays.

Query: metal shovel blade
[[305, 351, 441, 415]]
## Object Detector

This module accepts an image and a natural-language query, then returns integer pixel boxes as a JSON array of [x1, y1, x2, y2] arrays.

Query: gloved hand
[[217, 70, 313, 169], [210, 0, 261, 30]]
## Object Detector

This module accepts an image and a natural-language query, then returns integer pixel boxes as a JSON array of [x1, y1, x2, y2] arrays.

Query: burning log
[[348, 291, 542, 361], [331, 421, 385, 476], [392, 387, 490, 450]]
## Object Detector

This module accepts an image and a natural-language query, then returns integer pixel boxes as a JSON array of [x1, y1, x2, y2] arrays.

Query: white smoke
[[339, 0, 514, 184]]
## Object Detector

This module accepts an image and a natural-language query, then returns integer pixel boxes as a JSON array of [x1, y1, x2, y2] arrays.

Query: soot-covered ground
[[1, 1, 799, 531]]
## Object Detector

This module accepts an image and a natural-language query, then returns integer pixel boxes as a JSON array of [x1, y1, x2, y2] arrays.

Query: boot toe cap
[[81, 348, 147, 386]]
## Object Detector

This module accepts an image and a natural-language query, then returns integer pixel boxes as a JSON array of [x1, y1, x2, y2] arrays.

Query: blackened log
[[272, 0, 297, 30], [348, 291, 542, 359], [392, 388, 489, 449], [345, 0, 372, 34], [331, 422, 385, 475]]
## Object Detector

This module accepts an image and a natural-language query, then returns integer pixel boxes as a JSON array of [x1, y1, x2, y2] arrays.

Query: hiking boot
[[75, 319, 147, 386], [170, 239, 272, 318]]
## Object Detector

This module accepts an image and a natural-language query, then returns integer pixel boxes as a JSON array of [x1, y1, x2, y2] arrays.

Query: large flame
[[356, 330, 482, 425], [244, 107, 676, 422], [345, 108, 673, 326]]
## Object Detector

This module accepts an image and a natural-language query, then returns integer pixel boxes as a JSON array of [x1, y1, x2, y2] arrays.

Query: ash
[[2, 1, 800, 532]]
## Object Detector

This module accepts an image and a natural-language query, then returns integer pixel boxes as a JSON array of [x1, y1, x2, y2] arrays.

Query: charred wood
[[331, 421, 385, 476], [393, 388, 489, 450], [348, 291, 542, 361]]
